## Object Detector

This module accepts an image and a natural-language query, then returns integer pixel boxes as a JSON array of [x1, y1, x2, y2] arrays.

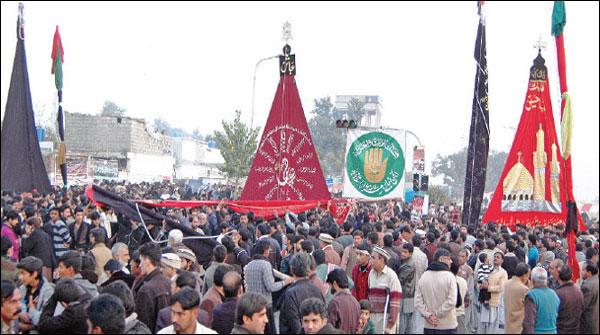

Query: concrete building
[[171, 137, 225, 184], [64, 112, 176, 183], [335, 95, 382, 127]]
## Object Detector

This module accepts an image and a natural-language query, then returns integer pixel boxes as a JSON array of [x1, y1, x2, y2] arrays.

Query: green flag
[[552, 1, 566, 36], [51, 25, 63, 90]]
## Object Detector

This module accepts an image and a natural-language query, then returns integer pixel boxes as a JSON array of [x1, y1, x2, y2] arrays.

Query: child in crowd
[[358, 299, 375, 334], [477, 252, 493, 307]]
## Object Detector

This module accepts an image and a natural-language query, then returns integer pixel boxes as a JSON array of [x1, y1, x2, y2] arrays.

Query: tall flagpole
[[552, 1, 583, 282], [462, 1, 490, 228], [52, 25, 67, 188], [1, 3, 51, 192]]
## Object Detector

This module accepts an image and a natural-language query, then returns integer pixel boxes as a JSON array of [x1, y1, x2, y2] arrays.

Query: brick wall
[[64, 112, 171, 157], [129, 120, 172, 155], [65, 112, 132, 155]]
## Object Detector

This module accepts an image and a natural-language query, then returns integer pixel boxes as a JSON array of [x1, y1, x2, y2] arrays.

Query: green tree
[[308, 97, 346, 178], [152, 117, 197, 138], [428, 185, 451, 205], [169, 128, 188, 137], [485, 151, 508, 193], [32, 103, 59, 144], [153, 117, 171, 134], [100, 101, 127, 117], [213, 110, 260, 192], [431, 148, 508, 201], [43, 125, 59, 144], [346, 97, 366, 125], [431, 148, 468, 200], [191, 128, 203, 141]]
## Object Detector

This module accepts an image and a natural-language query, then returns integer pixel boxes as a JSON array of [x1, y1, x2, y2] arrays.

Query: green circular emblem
[[346, 132, 404, 197]]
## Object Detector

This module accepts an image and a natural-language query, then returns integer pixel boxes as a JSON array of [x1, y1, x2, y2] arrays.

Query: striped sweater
[[368, 266, 402, 329], [51, 220, 72, 257]]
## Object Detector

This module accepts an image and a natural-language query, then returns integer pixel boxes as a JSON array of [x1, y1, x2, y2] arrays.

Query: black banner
[[462, 7, 490, 227], [0, 15, 51, 193], [87, 184, 216, 267]]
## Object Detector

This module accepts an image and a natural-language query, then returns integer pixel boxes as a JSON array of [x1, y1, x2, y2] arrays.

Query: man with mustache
[[1, 280, 21, 334], [157, 287, 216, 334]]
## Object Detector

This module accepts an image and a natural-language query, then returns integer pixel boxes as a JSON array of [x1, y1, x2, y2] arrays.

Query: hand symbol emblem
[[364, 148, 388, 183]]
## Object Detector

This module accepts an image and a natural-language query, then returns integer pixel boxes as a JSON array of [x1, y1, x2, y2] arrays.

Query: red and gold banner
[[483, 52, 569, 229]]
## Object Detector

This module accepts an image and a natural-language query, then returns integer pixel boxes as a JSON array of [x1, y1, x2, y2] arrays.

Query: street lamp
[[404, 129, 422, 147], [250, 55, 278, 129], [251, 21, 294, 129]]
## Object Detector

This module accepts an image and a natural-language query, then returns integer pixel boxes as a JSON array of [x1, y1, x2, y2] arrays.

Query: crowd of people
[[1, 180, 599, 334]]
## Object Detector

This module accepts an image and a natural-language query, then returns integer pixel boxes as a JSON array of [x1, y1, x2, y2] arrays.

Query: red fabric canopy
[[137, 198, 352, 224], [241, 57, 330, 201]]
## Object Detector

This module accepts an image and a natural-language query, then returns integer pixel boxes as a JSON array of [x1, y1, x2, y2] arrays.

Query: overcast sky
[[1, 1, 598, 201]]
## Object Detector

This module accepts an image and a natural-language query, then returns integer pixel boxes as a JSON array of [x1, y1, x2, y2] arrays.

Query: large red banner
[[241, 53, 330, 201], [482, 52, 580, 229]]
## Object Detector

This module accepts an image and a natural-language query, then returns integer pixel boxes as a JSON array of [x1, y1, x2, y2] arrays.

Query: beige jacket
[[90, 243, 113, 278], [455, 275, 468, 316], [503, 277, 529, 334], [415, 265, 458, 330], [487, 266, 508, 307]]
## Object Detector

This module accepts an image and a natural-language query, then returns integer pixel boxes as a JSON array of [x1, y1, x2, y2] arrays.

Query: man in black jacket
[[20, 217, 55, 282], [102, 280, 152, 334], [38, 278, 91, 334], [87, 294, 126, 334], [211, 271, 243, 334], [279, 252, 325, 334], [101, 259, 134, 288], [502, 241, 520, 279], [118, 219, 149, 255], [69, 207, 90, 253]]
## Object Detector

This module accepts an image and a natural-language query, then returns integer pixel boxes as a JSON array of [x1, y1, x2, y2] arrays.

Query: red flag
[[51, 26, 63, 76], [482, 52, 567, 229], [241, 44, 330, 201]]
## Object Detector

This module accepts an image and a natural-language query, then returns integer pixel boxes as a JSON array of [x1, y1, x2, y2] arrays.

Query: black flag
[[1, 4, 51, 193], [87, 184, 217, 267], [462, 2, 490, 227]]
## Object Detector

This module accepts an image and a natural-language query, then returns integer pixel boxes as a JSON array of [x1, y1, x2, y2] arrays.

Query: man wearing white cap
[[368, 246, 402, 334], [161, 253, 181, 282], [319, 234, 341, 266], [176, 248, 200, 273], [176, 247, 204, 297], [168, 229, 185, 250]]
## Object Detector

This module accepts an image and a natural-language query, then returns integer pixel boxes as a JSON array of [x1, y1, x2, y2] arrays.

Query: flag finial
[[17, 2, 25, 40], [477, 1, 486, 24], [282, 21, 293, 44], [534, 35, 547, 53]]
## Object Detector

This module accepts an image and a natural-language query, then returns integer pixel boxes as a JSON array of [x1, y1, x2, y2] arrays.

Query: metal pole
[[405, 129, 422, 147], [405, 130, 408, 179], [251, 55, 279, 129], [382, 286, 390, 332]]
